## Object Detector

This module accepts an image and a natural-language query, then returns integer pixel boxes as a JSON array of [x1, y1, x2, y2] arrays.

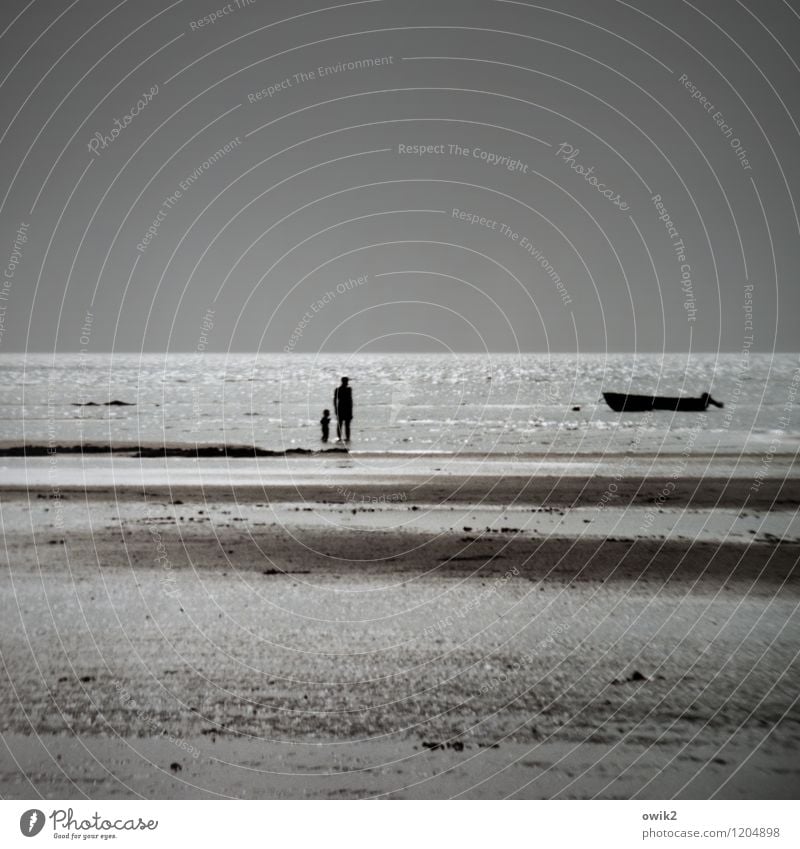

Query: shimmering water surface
[[1, 353, 798, 455]]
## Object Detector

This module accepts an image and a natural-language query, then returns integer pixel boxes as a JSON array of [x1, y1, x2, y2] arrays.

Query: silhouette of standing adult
[[333, 376, 353, 442]]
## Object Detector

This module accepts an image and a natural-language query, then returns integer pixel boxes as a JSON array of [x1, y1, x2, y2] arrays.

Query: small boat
[[602, 391, 724, 412]]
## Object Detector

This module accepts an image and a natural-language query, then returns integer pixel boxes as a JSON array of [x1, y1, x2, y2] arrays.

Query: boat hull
[[602, 392, 710, 412]]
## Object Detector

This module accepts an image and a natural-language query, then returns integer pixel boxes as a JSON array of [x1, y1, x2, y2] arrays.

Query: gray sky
[[1, 0, 798, 353]]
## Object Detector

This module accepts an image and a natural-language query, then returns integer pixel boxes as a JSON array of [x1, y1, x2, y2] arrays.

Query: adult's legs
[[344, 419, 351, 441]]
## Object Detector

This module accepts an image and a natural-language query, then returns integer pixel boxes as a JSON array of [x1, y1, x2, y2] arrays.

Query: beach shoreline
[[2, 445, 798, 510]]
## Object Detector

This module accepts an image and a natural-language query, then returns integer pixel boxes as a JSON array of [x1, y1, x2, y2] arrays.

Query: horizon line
[[3, 349, 799, 356]]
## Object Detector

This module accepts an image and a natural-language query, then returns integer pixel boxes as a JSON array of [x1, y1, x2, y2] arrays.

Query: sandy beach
[[1, 456, 798, 799]]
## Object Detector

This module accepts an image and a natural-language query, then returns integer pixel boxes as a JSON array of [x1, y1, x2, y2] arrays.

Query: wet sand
[[2, 451, 798, 509], [1, 465, 799, 798]]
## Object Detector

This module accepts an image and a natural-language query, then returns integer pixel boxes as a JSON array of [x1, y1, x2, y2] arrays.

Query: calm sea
[[1, 352, 798, 455]]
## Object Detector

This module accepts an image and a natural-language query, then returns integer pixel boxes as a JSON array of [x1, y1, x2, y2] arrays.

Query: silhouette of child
[[320, 409, 331, 443]]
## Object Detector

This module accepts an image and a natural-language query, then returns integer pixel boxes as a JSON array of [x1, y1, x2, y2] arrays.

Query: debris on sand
[[421, 740, 466, 752], [611, 670, 649, 685]]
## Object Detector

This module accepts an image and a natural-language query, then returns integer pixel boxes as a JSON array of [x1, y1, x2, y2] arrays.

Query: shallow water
[[1, 352, 798, 455]]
